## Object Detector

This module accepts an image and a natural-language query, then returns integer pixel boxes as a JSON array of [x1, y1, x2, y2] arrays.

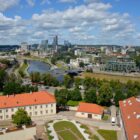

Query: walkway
[[89, 126, 105, 140]]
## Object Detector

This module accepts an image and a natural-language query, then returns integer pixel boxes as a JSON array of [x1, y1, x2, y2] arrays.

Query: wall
[[75, 112, 102, 120], [0, 103, 56, 120], [0, 126, 36, 140]]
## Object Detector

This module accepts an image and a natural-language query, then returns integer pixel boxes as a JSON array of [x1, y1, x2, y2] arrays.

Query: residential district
[[0, 38, 140, 140]]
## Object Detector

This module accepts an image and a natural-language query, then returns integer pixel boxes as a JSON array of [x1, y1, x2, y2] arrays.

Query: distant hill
[[0, 45, 19, 51]]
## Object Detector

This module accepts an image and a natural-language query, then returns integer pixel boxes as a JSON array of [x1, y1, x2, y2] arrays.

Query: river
[[27, 60, 65, 82]]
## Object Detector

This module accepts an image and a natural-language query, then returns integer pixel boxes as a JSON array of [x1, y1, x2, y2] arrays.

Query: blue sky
[[0, 0, 140, 45]]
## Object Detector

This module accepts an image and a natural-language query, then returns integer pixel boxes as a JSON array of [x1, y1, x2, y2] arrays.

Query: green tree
[[12, 109, 31, 127], [42, 73, 59, 87], [98, 83, 113, 106], [74, 77, 83, 88], [70, 88, 82, 101], [0, 69, 7, 91], [64, 75, 73, 88], [84, 88, 97, 103], [79, 61, 84, 68], [3, 82, 22, 95], [30, 72, 41, 83], [114, 89, 126, 106], [55, 89, 69, 106]]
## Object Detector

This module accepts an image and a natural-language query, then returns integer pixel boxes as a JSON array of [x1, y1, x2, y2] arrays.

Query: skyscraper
[[52, 35, 58, 52]]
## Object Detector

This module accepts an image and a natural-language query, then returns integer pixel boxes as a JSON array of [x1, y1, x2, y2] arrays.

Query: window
[[0, 116, 3, 119], [40, 111, 42, 114], [6, 109, 8, 112], [29, 106, 32, 109], [30, 112, 32, 116], [40, 105, 42, 108], [46, 110, 48, 114], [51, 104, 53, 107], [24, 107, 26, 110], [81, 113, 84, 115], [46, 105, 48, 108], [6, 115, 8, 118], [51, 110, 53, 113], [11, 109, 14, 112], [35, 106, 37, 109], [0, 110, 2, 113], [35, 111, 37, 115]]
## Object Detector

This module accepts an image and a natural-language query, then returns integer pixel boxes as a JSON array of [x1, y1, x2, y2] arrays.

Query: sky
[[0, 0, 140, 45]]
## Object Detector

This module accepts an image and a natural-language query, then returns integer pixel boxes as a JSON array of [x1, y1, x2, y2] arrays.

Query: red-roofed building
[[0, 91, 56, 120], [119, 97, 140, 140], [75, 102, 104, 120]]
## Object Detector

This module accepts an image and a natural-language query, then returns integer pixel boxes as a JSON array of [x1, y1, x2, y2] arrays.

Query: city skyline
[[0, 0, 140, 45]]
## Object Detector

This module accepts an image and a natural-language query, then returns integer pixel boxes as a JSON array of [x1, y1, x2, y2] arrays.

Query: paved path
[[89, 126, 105, 140], [32, 112, 120, 131]]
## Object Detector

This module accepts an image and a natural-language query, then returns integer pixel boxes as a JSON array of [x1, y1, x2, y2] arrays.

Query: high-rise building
[[20, 42, 29, 52], [52, 35, 58, 52], [41, 40, 48, 52]]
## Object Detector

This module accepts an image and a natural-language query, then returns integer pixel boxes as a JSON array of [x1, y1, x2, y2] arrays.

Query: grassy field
[[81, 72, 140, 83], [53, 121, 85, 140], [80, 124, 99, 140], [97, 129, 117, 140], [18, 61, 29, 77]]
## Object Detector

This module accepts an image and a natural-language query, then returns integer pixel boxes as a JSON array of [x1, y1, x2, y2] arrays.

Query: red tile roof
[[119, 97, 140, 140], [0, 91, 56, 109], [77, 102, 104, 115]]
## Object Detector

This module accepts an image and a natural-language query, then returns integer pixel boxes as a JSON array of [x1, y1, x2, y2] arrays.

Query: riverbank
[[18, 55, 52, 67], [18, 61, 29, 77], [81, 72, 140, 83]]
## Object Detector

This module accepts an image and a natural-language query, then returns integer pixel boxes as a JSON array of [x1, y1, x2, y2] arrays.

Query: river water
[[27, 60, 65, 82]]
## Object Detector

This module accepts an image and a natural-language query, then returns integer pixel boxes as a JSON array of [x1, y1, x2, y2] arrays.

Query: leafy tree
[[79, 61, 84, 68], [74, 77, 83, 88], [70, 88, 82, 101], [64, 75, 73, 88], [114, 89, 126, 106], [98, 83, 113, 106], [3, 82, 21, 95], [30, 72, 41, 83], [84, 88, 97, 103], [12, 109, 31, 127], [0, 69, 7, 91], [55, 89, 69, 106], [42, 73, 59, 87]]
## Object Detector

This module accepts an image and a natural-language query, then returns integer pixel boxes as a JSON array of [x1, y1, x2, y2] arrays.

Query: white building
[[0, 91, 56, 120], [70, 57, 90, 68], [20, 42, 29, 53], [75, 102, 104, 120]]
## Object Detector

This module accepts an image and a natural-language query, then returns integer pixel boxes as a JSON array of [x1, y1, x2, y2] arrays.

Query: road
[[32, 111, 120, 131]]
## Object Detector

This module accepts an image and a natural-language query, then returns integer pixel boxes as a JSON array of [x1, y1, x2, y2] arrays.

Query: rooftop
[[0, 91, 56, 109], [119, 97, 140, 140], [77, 102, 104, 115]]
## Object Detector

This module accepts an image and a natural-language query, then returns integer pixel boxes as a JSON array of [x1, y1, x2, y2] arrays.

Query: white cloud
[[26, 0, 35, 7], [58, 0, 77, 3], [41, 0, 51, 5], [0, 0, 139, 45], [0, 0, 19, 12]]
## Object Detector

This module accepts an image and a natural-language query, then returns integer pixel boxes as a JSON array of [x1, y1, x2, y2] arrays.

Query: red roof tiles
[[0, 91, 56, 109], [77, 102, 104, 115], [119, 97, 140, 140]]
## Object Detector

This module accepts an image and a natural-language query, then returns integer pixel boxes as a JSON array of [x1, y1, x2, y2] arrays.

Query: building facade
[[75, 102, 104, 120], [0, 91, 56, 120]]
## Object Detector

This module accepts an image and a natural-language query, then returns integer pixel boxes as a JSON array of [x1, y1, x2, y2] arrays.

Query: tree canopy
[[12, 109, 32, 127]]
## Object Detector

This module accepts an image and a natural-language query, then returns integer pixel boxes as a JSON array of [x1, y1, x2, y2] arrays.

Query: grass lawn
[[102, 114, 110, 121], [80, 124, 99, 140], [81, 72, 140, 83], [53, 121, 85, 140], [97, 129, 117, 140], [67, 100, 80, 106]]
